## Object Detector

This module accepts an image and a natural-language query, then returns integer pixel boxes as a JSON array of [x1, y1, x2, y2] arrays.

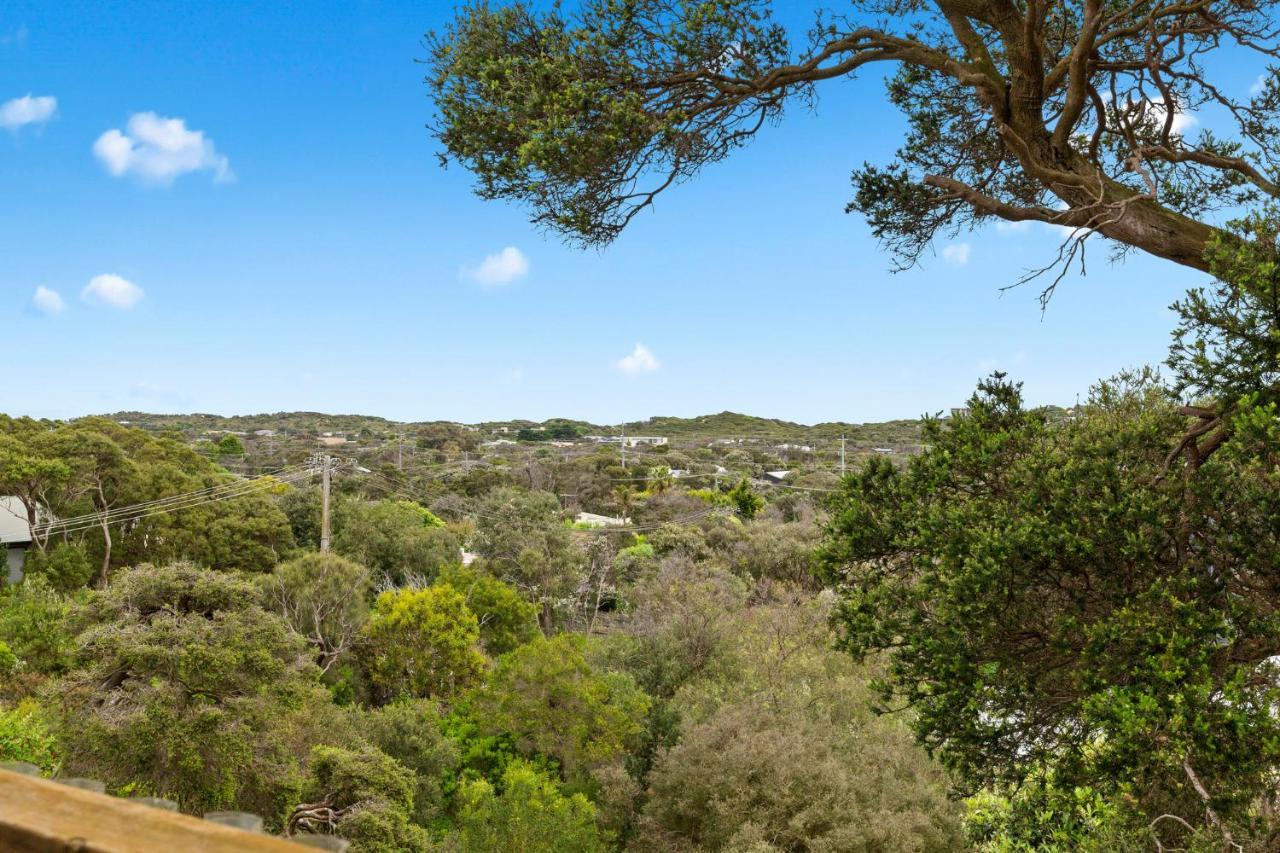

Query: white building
[[575, 511, 630, 527], [0, 497, 34, 585], [584, 435, 668, 447]]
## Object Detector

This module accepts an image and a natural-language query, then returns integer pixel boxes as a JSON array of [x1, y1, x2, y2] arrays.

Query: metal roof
[[0, 497, 33, 546]]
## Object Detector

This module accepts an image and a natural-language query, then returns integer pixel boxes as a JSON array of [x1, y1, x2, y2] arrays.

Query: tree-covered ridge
[[98, 408, 931, 445]]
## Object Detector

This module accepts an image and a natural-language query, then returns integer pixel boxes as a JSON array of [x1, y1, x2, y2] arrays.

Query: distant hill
[[101, 409, 927, 447], [612, 411, 925, 444]]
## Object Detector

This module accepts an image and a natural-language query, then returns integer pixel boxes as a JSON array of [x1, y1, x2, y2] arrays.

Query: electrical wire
[[33, 469, 316, 538]]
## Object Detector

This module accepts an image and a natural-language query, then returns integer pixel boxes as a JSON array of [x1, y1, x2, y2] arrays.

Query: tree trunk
[[95, 481, 112, 585]]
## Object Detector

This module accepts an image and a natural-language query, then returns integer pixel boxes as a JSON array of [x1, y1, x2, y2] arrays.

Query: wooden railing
[[0, 767, 335, 852]]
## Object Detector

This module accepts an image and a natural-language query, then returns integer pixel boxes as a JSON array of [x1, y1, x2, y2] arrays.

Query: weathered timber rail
[[0, 767, 316, 852]]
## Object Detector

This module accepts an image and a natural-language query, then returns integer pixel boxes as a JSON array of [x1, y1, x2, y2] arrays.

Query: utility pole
[[319, 454, 332, 554], [397, 433, 404, 471], [621, 430, 626, 468], [840, 435, 846, 477]]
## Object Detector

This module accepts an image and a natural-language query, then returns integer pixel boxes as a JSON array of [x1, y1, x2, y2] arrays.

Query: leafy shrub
[[436, 563, 538, 656], [0, 698, 57, 772], [449, 760, 606, 853], [21, 543, 93, 593], [361, 586, 486, 702], [293, 745, 431, 853]]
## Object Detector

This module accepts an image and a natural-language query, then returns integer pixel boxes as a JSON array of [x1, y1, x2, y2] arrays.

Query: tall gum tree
[[426, 0, 1280, 289]]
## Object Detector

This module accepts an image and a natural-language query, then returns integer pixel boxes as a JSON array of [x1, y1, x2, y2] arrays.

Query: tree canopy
[[428, 0, 1280, 286], [818, 372, 1280, 846]]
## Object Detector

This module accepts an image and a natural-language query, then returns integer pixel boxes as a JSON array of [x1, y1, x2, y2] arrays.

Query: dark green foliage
[[725, 477, 763, 519], [819, 372, 1280, 841], [215, 434, 245, 456], [471, 634, 649, 783], [293, 745, 431, 853], [428, 1, 790, 246], [436, 562, 539, 656], [334, 499, 459, 586], [357, 699, 460, 826], [268, 552, 371, 674], [516, 424, 580, 442], [21, 542, 93, 593], [472, 488, 582, 632], [52, 563, 339, 821], [1167, 210, 1280, 473]]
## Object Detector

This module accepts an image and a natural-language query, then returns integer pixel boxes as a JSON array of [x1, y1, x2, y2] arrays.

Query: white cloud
[[463, 246, 529, 287], [31, 285, 64, 315], [616, 343, 660, 377], [82, 274, 144, 309], [0, 94, 56, 130], [1143, 99, 1197, 135], [1251, 73, 1269, 96], [995, 220, 1031, 234], [93, 112, 232, 185], [941, 242, 972, 267]]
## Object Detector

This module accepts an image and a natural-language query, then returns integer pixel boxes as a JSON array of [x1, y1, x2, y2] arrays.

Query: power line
[[31, 463, 314, 531], [33, 472, 315, 538], [32, 469, 317, 538]]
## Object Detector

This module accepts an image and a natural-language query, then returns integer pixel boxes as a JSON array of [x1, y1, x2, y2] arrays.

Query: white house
[[0, 497, 34, 585], [584, 435, 668, 447], [575, 511, 630, 528]]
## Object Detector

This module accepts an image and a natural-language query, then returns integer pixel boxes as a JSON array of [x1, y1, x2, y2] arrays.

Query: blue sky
[[0, 1, 1257, 424]]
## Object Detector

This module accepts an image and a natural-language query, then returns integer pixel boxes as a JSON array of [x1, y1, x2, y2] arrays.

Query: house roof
[[0, 497, 33, 546]]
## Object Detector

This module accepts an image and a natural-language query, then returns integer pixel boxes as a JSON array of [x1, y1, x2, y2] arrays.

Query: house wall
[[5, 545, 25, 585]]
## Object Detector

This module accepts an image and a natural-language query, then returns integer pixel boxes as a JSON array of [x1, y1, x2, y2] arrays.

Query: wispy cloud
[[83, 274, 144, 309], [616, 343, 660, 377], [1251, 73, 1270, 96], [0, 94, 56, 131], [31, 285, 65, 315], [0, 25, 28, 47], [463, 246, 529, 287], [93, 112, 232, 185], [942, 242, 972, 267]]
